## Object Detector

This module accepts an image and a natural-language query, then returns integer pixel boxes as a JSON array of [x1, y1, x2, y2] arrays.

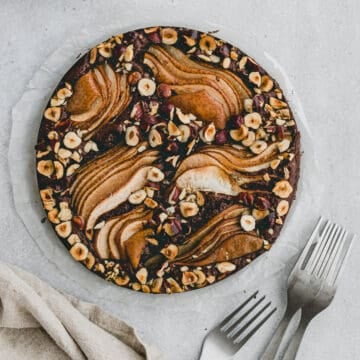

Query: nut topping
[[160, 28, 178, 45], [63, 132, 81, 149], [136, 268, 148, 285], [241, 131, 256, 147], [177, 124, 191, 143], [199, 122, 216, 143], [160, 244, 179, 260], [244, 112, 262, 129], [230, 125, 248, 141], [70, 243, 88, 261], [55, 221, 72, 238], [128, 189, 147, 205], [240, 214, 256, 232], [138, 78, 156, 97], [179, 201, 199, 218], [250, 140, 267, 154], [125, 125, 140, 146], [182, 271, 198, 286], [148, 128, 163, 147], [276, 199, 289, 216], [272, 180, 293, 199], [249, 72, 262, 87], [216, 262, 236, 273], [37, 160, 54, 177], [147, 167, 165, 182], [44, 107, 61, 122]]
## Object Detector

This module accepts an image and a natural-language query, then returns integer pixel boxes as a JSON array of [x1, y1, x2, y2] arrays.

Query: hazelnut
[[70, 242, 88, 261], [84, 253, 95, 269], [242, 131, 256, 147], [71, 151, 82, 163], [249, 72, 262, 87], [124, 44, 134, 62], [57, 87, 72, 99], [128, 189, 147, 205], [238, 56, 248, 70], [63, 131, 81, 149], [44, 107, 61, 122], [250, 140, 267, 154], [67, 234, 80, 245], [222, 57, 231, 69], [183, 35, 196, 47], [89, 47, 97, 64], [138, 78, 156, 97], [66, 163, 80, 177], [148, 128, 163, 147], [179, 201, 199, 218], [207, 275, 216, 284], [260, 75, 274, 92], [166, 277, 183, 293], [114, 275, 130, 286], [230, 125, 248, 142], [40, 188, 53, 202], [168, 121, 181, 137], [54, 161, 64, 179], [157, 83, 172, 98], [252, 208, 269, 220], [48, 131, 59, 141], [278, 139, 291, 153], [194, 270, 206, 285], [55, 221, 72, 238], [48, 208, 60, 224], [160, 244, 178, 260], [84, 140, 99, 153], [58, 203, 72, 222], [58, 148, 72, 159], [95, 263, 105, 273], [216, 262, 236, 273], [199, 35, 217, 54], [269, 97, 287, 109], [151, 278, 163, 293], [196, 191, 205, 207], [270, 159, 281, 169], [200, 122, 216, 143], [277, 199, 289, 216], [240, 214, 256, 232], [125, 125, 140, 146], [147, 167, 165, 182], [182, 271, 198, 286], [136, 268, 148, 285], [160, 28, 178, 45], [272, 180, 293, 199], [176, 108, 196, 124], [177, 124, 191, 143], [132, 283, 141, 291], [244, 112, 262, 129], [50, 97, 65, 107], [144, 197, 158, 209], [98, 42, 112, 58], [37, 160, 54, 177], [244, 98, 253, 113]]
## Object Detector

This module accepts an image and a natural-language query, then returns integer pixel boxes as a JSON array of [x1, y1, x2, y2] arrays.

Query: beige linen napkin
[[0, 262, 161, 360]]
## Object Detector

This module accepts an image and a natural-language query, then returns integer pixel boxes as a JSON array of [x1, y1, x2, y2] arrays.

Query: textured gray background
[[1, 1, 360, 359]]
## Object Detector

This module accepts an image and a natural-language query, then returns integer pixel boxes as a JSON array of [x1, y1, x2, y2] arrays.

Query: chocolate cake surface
[[36, 26, 300, 294]]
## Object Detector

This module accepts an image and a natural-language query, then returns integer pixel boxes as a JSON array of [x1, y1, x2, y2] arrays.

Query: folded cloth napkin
[[0, 262, 161, 360]]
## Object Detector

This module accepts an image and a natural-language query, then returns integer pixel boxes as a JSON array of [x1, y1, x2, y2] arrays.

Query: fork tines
[[220, 291, 277, 347]]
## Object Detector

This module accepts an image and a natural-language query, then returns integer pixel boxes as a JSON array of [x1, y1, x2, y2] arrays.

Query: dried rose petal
[[147, 31, 161, 44], [229, 115, 244, 129], [157, 83, 172, 98], [215, 129, 228, 145], [159, 102, 175, 117]]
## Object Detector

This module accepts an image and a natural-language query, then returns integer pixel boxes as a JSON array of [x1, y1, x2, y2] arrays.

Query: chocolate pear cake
[[36, 26, 300, 293]]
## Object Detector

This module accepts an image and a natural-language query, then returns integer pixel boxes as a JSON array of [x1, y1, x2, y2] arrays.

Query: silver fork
[[281, 223, 354, 360], [262, 218, 353, 360], [199, 291, 276, 360]]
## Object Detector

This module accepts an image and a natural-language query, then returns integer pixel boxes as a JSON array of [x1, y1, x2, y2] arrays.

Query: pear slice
[[188, 233, 263, 266], [125, 228, 154, 269], [94, 217, 119, 259], [84, 164, 156, 237], [176, 166, 241, 196]]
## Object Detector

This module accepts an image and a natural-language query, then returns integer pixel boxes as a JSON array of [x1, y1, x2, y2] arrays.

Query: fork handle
[[281, 316, 310, 360], [261, 308, 300, 360]]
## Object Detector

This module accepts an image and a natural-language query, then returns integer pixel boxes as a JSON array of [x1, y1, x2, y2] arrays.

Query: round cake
[[36, 26, 300, 294]]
